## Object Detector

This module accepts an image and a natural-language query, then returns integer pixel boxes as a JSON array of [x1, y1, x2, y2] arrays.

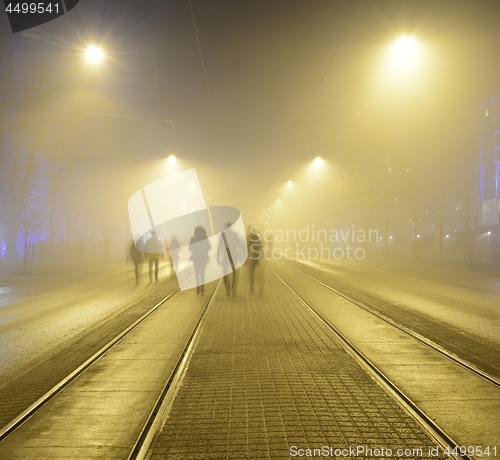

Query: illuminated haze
[[1, 0, 500, 257]]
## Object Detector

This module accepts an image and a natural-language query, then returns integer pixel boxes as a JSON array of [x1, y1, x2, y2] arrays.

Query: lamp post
[[81, 45, 106, 256], [388, 36, 445, 253]]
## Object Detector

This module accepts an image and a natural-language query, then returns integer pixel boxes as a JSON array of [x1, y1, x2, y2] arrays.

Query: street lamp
[[385, 35, 422, 80], [392, 36, 418, 62], [378, 36, 445, 252], [392, 35, 444, 253], [85, 45, 104, 64]]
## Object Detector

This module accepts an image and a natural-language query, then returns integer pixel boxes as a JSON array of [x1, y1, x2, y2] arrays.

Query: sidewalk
[[148, 266, 443, 460], [0, 281, 215, 459], [0, 258, 128, 287]]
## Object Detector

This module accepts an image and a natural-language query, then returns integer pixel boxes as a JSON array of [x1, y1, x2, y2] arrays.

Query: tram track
[[0, 269, 178, 430], [283, 260, 500, 389], [0, 277, 208, 445], [129, 280, 220, 460], [135, 264, 494, 460], [286, 258, 500, 382], [1, 262, 496, 459], [0, 276, 220, 459], [267, 263, 478, 460]]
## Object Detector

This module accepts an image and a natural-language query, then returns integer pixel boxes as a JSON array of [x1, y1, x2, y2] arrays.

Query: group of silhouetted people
[[128, 232, 180, 285], [128, 224, 264, 295]]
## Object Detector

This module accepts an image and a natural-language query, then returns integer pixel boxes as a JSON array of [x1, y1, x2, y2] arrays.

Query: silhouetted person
[[247, 226, 264, 296], [168, 235, 181, 278], [218, 222, 245, 296], [128, 239, 144, 285], [189, 226, 211, 294], [144, 231, 163, 284]]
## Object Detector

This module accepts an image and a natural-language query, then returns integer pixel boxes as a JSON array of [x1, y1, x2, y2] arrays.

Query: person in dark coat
[[128, 239, 144, 285], [189, 226, 211, 294], [218, 222, 245, 296], [247, 226, 264, 296]]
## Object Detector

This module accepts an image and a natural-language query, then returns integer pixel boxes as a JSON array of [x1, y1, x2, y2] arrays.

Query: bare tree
[[0, 42, 58, 260], [18, 198, 45, 273]]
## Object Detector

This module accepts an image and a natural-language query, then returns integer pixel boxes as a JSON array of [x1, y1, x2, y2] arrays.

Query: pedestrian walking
[[247, 225, 264, 296], [189, 226, 210, 294], [218, 222, 245, 296], [128, 238, 144, 285], [144, 231, 164, 284]]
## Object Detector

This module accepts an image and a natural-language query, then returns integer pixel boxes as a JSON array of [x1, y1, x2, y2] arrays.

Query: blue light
[[0, 241, 6, 261]]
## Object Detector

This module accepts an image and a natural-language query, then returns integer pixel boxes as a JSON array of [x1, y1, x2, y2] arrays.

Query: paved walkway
[[148, 265, 442, 459], [0, 280, 214, 459]]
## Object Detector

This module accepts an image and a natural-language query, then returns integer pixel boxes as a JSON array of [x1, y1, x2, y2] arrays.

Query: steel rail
[[128, 279, 221, 460], [284, 260, 500, 388], [269, 264, 472, 460], [0, 284, 184, 442]]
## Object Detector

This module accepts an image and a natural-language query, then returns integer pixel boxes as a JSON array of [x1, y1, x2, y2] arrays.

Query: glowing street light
[[162, 154, 180, 175], [85, 45, 104, 64], [306, 155, 331, 179], [386, 35, 422, 76], [392, 36, 418, 61]]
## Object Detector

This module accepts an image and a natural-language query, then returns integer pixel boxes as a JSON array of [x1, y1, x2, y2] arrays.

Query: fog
[[1, 0, 500, 267]]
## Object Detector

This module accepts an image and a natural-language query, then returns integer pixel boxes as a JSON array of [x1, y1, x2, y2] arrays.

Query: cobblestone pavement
[[149, 267, 444, 459]]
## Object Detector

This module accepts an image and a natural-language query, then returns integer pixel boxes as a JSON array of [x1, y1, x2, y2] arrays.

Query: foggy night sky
[[1, 0, 500, 245]]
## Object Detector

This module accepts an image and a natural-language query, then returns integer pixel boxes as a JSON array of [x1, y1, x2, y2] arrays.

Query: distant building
[[479, 93, 500, 225]]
